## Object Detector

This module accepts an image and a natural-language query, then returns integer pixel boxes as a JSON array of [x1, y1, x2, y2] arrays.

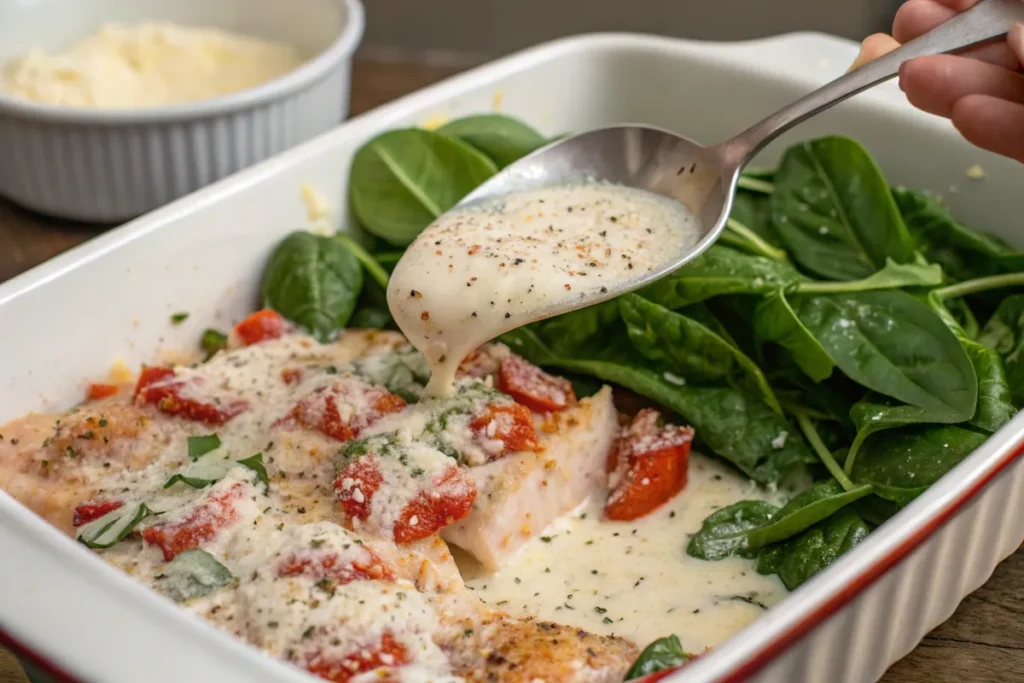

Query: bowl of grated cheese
[[0, 0, 364, 222]]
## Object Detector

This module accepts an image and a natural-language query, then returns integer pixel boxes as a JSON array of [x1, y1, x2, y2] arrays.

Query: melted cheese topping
[[388, 184, 701, 397], [0, 22, 305, 108], [462, 455, 787, 653]]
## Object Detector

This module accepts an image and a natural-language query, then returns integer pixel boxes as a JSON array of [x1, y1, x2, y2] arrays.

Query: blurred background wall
[[359, 0, 902, 65]]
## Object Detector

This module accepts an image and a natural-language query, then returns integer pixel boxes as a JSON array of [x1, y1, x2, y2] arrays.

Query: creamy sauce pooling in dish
[[459, 454, 787, 653], [388, 183, 701, 396]]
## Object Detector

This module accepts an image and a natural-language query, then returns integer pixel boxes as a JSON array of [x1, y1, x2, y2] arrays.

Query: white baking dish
[[2, 31, 1024, 683]]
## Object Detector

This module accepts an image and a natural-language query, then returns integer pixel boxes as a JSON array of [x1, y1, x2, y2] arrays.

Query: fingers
[[894, 0, 1017, 69], [849, 33, 901, 72], [899, 54, 1024, 117], [1009, 24, 1024, 66], [951, 94, 1024, 163]]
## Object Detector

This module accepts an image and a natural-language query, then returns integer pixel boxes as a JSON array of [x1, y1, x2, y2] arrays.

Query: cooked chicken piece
[[0, 401, 174, 534], [433, 591, 638, 683], [441, 386, 618, 572]]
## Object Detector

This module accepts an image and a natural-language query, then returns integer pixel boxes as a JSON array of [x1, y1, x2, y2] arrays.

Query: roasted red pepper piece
[[284, 380, 406, 442], [496, 354, 576, 413], [277, 547, 395, 583], [469, 403, 540, 458], [304, 632, 409, 683], [281, 367, 303, 385], [334, 456, 476, 544], [86, 383, 119, 400], [141, 484, 245, 560], [393, 466, 477, 544], [134, 366, 248, 426], [72, 499, 124, 527], [605, 409, 693, 522], [234, 309, 289, 346]]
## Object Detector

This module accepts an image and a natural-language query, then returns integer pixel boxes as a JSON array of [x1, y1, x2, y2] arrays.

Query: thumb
[[848, 33, 901, 73]]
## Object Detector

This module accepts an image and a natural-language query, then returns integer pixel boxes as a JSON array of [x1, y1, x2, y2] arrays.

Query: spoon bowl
[[457, 0, 1024, 307]]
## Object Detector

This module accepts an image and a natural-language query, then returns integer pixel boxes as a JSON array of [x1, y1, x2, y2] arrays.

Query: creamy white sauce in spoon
[[388, 183, 701, 397]]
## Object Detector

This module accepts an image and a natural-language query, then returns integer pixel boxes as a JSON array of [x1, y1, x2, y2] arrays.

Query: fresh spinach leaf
[[772, 137, 916, 280], [349, 276, 394, 330], [625, 635, 691, 680], [620, 294, 781, 412], [854, 495, 902, 526], [335, 232, 389, 289], [437, 114, 548, 168], [929, 292, 1015, 432], [530, 300, 622, 358], [894, 187, 1013, 281], [963, 340, 1015, 432], [754, 290, 835, 382], [731, 190, 781, 247], [157, 549, 234, 602], [844, 395, 956, 476], [762, 507, 872, 590], [187, 434, 222, 462], [851, 425, 988, 505], [746, 480, 873, 550], [640, 245, 804, 310], [261, 231, 364, 343], [686, 500, 779, 560], [502, 326, 815, 483], [790, 290, 977, 420], [349, 128, 497, 245], [979, 295, 1024, 406], [794, 259, 943, 294]]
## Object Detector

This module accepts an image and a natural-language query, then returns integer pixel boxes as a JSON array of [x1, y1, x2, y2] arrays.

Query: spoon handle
[[717, 0, 1024, 169]]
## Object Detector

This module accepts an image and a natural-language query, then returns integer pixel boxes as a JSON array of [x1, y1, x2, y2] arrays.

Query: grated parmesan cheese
[[0, 22, 305, 108]]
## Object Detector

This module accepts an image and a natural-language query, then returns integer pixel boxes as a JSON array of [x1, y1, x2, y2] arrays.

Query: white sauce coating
[[388, 184, 701, 396], [461, 454, 788, 654]]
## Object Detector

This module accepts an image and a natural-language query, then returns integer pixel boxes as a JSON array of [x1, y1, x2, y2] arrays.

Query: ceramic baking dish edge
[[2, 31, 1024, 683]]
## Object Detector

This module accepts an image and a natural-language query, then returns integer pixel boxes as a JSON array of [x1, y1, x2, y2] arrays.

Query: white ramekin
[[0, 0, 364, 222]]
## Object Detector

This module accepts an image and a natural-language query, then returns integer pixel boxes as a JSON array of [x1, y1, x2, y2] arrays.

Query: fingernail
[[897, 62, 908, 91]]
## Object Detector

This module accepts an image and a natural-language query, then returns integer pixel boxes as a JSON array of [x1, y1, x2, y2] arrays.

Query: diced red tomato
[[72, 499, 123, 527], [281, 367, 303, 385], [393, 467, 477, 544], [334, 456, 382, 522], [134, 366, 249, 426], [142, 483, 245, 561], [283, 380, 406, 442], [469, 403, 540, 458], [604, 409, 693, 522], [496, 354, 576, 413], [234, 309, 289, 346], [277, 547, 395, 583], [86, 383, 119, 400], [304, 632, 409, 683], [333, 457, 476, 544]]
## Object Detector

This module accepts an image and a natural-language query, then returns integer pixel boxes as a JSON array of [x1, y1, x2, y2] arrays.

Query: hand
[[850, 0, 1024, 163]]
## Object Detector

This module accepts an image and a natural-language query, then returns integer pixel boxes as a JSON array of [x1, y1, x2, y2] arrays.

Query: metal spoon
[[457, 0, 1024, 301]]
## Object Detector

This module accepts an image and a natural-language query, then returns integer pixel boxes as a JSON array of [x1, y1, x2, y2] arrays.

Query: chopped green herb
[[201, 329, 228, 358], [170, 312, 190, 325], [594, 606, 608, 614], [163, 474, 214, 490], [156, 549, 233, 602], [237, 453, 269, 491], [540, 536, 553, 543], [187, 434, 222, 461]]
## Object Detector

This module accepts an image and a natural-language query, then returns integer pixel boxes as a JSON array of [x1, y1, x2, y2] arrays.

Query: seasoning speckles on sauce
[[387, 184, 701, 397]]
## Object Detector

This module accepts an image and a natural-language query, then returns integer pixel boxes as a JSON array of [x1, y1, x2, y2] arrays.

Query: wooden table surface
[[1, 58, 1022, 683]]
